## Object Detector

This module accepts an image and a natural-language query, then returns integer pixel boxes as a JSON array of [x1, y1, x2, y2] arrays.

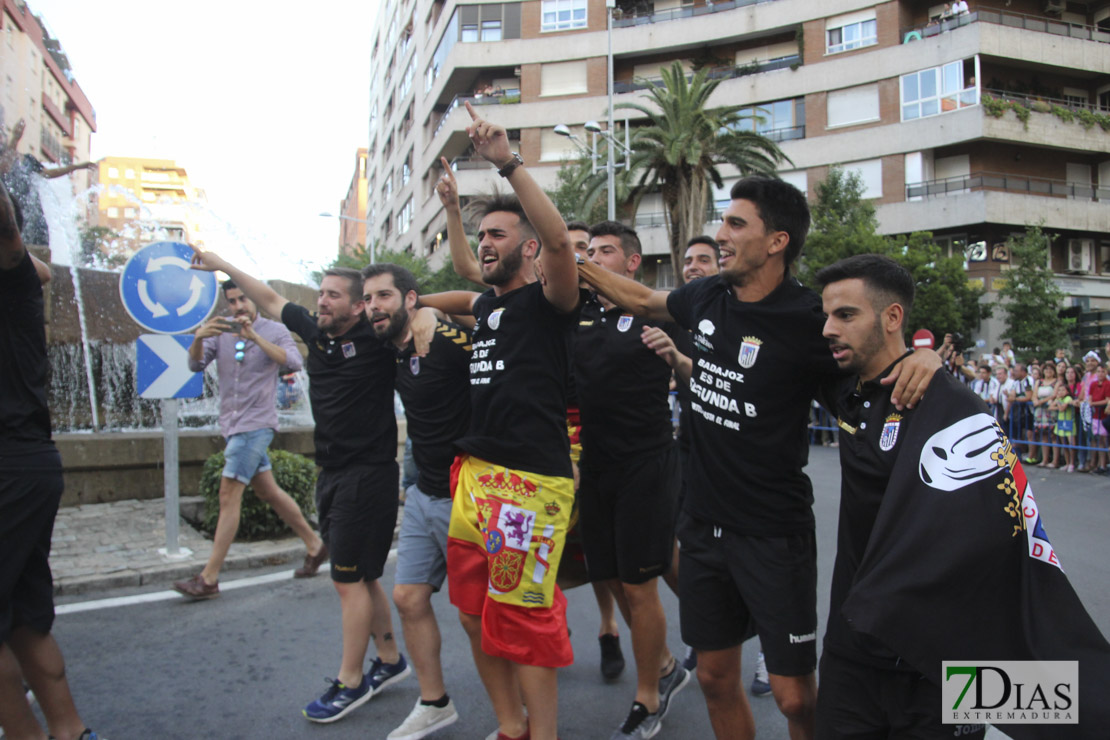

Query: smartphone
[[216, 318, 240, 332]]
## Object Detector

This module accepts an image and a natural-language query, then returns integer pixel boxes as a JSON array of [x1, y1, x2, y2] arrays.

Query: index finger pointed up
[[464, 100, 480, 120]]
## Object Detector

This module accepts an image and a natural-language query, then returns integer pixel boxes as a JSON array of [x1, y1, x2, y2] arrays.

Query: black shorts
[[578, 445, 679, 584], [678, 514, 817, 676], [0, 449, 64, 644], [316, 462, 399, 583], [816, 651, 987, 740]]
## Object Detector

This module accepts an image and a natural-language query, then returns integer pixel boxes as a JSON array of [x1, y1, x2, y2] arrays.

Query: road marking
[[55, 547, 398, 615]]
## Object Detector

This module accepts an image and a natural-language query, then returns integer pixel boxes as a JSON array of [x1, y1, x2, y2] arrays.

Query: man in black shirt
[[1, 184, 100, 740], [814, 255, 985, 740], [578, 177, 939, 740], [188, 248, 436, 724], [361, 262, 471, 740], [418, 102, 581, 740], [576, 221, 690, 738]]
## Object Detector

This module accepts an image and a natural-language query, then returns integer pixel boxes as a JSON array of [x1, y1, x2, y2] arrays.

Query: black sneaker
[[657, 661, 691, 720], [610, 701, 661, 739], [600, 633, 625, 680]]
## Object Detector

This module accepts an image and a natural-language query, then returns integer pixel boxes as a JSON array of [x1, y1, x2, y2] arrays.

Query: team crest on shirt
[[409, 356, 420, 375], [879, 413, 902, 451], [488, 308, 505, 330], [738, 336, 762, 368], [341, 341, 356, 359], [617, 314, 634, 333]]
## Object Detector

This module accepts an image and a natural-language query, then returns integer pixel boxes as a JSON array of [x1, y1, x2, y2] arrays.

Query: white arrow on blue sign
[[136, 334, 204, 399], [119, 241, 218, 334]]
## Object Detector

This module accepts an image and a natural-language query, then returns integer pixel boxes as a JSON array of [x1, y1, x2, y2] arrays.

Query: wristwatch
[[498, 152, 524, 178]]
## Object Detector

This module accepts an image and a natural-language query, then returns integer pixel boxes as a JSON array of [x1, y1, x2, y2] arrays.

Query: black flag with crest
[[841, 372, 1110, 739]]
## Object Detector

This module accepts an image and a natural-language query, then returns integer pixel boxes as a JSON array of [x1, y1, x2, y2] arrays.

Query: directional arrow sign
[[119, 242, 218, 333], [136, 334, 204, 399]]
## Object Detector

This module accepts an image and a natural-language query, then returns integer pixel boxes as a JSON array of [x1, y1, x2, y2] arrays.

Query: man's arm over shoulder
[[420, 290, 481, 317], [577, 260, 673, 322]]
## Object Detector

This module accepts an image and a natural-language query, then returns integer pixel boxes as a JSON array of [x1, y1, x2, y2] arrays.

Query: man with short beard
[[813, 254, 986, 740], [361, 263, 472, 740], [172, 279, 323, 600], [188, 248, 437, 724], [419, 102, 581, 740]]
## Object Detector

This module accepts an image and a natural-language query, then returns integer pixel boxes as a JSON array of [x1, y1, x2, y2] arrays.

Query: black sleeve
[[665, 280, 702, 332], [280, 302, 318, 344]]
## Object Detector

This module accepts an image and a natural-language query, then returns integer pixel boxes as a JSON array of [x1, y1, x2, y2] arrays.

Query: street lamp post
[[553, 120, 632, 222], [606, 0, 616, 221], [319, 212, 375, 264]]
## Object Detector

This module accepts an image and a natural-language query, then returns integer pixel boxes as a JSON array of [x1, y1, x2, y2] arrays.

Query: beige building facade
[[366, 0, 1110, 344], [93, 156, 207, 251], [337, 147, 370, 255], [1, 0, 97, 192]]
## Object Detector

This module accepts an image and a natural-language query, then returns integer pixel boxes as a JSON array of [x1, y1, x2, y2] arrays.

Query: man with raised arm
[[188, 249, 435, 725], [577, 177, 938, 740], [419, 102, 581, 740], [1, 184, 101, 740], [171, 279, 324, 600]]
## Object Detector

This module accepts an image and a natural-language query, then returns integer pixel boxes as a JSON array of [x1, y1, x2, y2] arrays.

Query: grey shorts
[[395, 484, 451, 590]]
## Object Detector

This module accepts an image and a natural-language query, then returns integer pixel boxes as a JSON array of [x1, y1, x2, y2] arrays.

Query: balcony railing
[[431, 89, 521, 142], [449, 156, 493, 171], [613, 0, 775, 27], [983, 88, 1108, 115], [614, 55, 799, 94], [901, 8, 1110, 45], [906, 171, 1110, 201]]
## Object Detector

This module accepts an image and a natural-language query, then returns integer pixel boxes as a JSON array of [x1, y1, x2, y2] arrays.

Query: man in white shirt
[[973, 365, 1000, 416]]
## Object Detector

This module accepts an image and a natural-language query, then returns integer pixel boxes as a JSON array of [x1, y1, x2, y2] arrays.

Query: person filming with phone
[[172, 279, 326, 599]]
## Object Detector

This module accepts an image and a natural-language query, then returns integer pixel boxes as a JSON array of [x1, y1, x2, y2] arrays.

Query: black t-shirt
[[281, 303, 396, 469], [455, 281, 581, 478], [393, 319, 472, 497], [674, 328, 695, 453], [574, 294, 677, 464], [818, 355, 918, 669], [0, 250, 55, 454], [666, 275, 840, 536]]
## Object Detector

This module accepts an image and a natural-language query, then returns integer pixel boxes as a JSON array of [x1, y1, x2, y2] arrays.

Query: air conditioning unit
[[1044, 0, 1065, 16], [1068, 238, 1094, 273]]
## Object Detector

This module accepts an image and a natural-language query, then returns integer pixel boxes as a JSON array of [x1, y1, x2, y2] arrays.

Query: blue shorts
[[222, 428, 274, 484]]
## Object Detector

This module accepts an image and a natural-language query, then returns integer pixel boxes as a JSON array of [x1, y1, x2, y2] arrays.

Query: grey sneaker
[[610, 701, 661, 739], [751, 651, 772, 697], [657, 661, 691, 720], [387, 698, 459, 740]]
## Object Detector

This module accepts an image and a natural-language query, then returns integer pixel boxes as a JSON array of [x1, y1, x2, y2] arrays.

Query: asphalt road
[[45, 448, 1110, 739]]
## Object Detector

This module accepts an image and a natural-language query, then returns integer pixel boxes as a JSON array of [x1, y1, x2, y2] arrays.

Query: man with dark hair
[[419, 102, 581, 740], [1, 183, 101, 740], [683, 236, 720, 284], [188, 248, 437, 724], [575, 220, 690, 738], [577, 176, 939, 740], [361, 262, 471, 740], [173, 279, 323, 599]]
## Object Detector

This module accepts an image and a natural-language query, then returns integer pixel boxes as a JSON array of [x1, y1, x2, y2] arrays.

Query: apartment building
[[93, 156, 206, 248], [337, 147, 370, 255], [1, 0, 97, 192], [366, 0, 1110, 343]]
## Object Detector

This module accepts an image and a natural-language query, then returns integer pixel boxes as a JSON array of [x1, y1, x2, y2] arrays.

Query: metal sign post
[[119, 242, 217, 562]]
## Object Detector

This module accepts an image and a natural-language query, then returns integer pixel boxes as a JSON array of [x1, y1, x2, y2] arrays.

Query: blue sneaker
[[303, 675, 372, 723], [368, 653, 412, 693]]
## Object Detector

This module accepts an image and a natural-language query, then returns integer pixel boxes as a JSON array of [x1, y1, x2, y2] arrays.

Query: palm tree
[[618, 61, 789, 283]]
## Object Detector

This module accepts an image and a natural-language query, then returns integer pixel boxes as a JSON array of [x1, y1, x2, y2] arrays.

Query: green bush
[[198, 449, 317, 541]]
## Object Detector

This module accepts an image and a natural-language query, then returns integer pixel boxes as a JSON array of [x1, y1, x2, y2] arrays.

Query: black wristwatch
[[498, 152, 524, 178]]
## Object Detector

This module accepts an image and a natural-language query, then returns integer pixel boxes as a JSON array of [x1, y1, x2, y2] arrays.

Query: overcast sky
[[27, 0, 378, 283]]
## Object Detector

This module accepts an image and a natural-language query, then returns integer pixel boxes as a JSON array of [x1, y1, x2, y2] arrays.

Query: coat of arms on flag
[[617, 314, 634, 332], [738, 336, 762, 368]]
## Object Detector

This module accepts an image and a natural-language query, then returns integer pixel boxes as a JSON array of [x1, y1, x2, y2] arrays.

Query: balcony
[[906, 172, 1110, 201], [613, 0, 776, 28], [430, 89, 521, 142], [901, 8, 1110, 45], [614, 56, 799, 94]]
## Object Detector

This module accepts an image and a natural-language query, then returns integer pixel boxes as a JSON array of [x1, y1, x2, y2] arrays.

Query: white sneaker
[[387, 698, 459, 740], [751, 651, 772, 696]]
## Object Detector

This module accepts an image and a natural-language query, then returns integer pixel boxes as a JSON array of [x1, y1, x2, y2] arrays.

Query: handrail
[[901, 7, 1110, 44], [905, 171, 1110, 200], [613, 0, 775, 28], [614, 55, 799, 95], [983, 88, 1106, 115]]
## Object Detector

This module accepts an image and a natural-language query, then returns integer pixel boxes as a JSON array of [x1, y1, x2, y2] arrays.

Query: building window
[[826, 11, 877, 54], [398, 197, 413, 234], [481, 20, 502, 41], [125, 169, 135, 179], [542, 0, 587, 32], [732, 98, 805, 141], [540, 60, 589, 97], [124, 207, 137, 218], [842, 159, 883, 199], [900, 58, 978, 121], [107, 207, 119, 218], [402, 150, 412, 185], [108, 167, 119, 178], [461, 23, 479, 42], [827, 84, 880, 128]]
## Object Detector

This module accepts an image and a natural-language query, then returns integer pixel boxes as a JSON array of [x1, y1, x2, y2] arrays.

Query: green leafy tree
[[78, 224, 126, 268], [548, 155, 608, 225], [618, 61, 788, 282], [799, 166, 987, 340], [996, 223, 1070, 359], [313, 243, 475, 294]]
